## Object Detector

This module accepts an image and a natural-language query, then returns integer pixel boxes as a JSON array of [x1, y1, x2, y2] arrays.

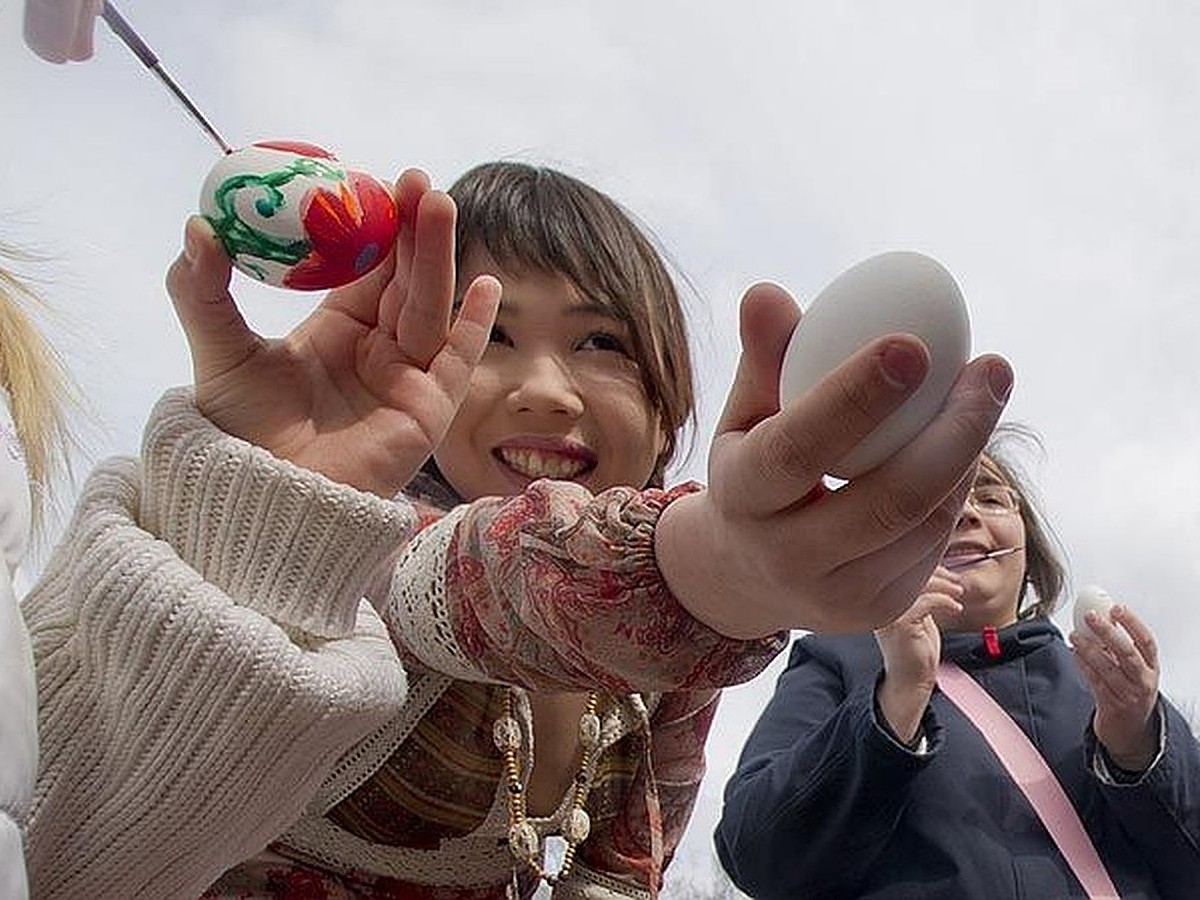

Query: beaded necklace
[[494, 689, 602, 888]]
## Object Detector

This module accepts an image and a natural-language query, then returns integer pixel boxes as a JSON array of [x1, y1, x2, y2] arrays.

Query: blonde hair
[[0, 243, 80, 532]]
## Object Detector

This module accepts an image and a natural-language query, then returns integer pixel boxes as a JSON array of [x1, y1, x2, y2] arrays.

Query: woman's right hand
[[165, 168, 500, 499], [876, 569, 963, 688], [873, 572, 963, 741], [655, 282, 1012, 640]]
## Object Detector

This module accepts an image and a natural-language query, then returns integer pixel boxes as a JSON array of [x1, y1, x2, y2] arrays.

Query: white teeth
[[498, 447, 588, 480]]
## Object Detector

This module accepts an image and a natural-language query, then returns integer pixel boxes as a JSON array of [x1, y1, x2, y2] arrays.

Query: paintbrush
[[101, 1, 232, 154], [943, 546, 1023, 570]]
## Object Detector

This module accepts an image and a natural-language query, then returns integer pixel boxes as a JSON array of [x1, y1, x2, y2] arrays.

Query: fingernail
[[880, 341, 927, 389], [988, 360, 1013, 404], [184, 222, 201, 264]]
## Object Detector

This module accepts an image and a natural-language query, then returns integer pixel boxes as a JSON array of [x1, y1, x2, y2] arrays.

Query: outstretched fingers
[[393, 190, 459, 367], [325, 169, 435, 332], [715, 329, 932, 516], [823, 353, 1011, 555], [377, 169, 434, 333], [1112, 605, 1160, 672], [715, 282, 801, 435], [785, 352, 1010, 630], [425, 274, 501, 404]]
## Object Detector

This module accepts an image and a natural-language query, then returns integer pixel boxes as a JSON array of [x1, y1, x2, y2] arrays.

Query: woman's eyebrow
[[563, 300, 622, 321], [973, 470, 1006, 487]]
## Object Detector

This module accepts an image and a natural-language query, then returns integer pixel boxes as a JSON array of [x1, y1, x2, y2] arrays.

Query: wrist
[[1099, 707, 1161, 774], [1106, 749, 1153, 774], [655, 492, 766, 639], [1103, 734, 1157, 773], [876, 676, 934, 745]]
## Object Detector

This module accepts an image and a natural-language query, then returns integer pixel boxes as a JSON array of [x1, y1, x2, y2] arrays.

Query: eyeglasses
[[964, 483, 1020, 516]]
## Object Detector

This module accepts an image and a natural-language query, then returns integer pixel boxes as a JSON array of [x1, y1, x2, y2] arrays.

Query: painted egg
[[779, 251, 971, 479], [200, 140, 398, 290], [1072, 584, 1131, 645]]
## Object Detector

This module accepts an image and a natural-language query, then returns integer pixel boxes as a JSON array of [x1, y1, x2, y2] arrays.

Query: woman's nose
[[505, 355, 585, 418], [955, 498, 983, 529]]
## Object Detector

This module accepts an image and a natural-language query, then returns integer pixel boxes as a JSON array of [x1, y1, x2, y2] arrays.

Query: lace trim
[[275, 693, 655, 888], [385, 505, 478, 679], [280, 811, 517, 888], [306, 670, 454, 813], [556, 863, 653, 899]]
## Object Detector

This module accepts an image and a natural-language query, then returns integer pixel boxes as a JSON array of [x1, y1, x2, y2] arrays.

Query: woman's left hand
[[166, 169, 500, 499], [1071, 603, 1160, 772]]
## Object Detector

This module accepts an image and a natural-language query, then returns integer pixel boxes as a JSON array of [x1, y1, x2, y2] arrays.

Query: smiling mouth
[[495, 447, 594, 481]]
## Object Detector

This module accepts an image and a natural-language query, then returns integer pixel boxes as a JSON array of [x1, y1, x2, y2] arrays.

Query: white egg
[[1073, 584, 1118, 638], [778, 251, 971, 478]]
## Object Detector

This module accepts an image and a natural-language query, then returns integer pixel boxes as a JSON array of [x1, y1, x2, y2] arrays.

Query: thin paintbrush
[[943, 546, 1023, 570], [100, 1, 232, 154]]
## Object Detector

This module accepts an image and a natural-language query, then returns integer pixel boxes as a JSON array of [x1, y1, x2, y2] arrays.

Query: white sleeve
[[24, 389, 414, 900], [0, 387, 34, 900], [0, 386, 31, 571]]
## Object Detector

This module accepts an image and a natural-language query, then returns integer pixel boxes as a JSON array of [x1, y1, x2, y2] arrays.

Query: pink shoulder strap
[[936, 661, 1121, 899]]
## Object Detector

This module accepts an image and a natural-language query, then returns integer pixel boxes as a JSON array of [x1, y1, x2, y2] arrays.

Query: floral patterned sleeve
[[379, 479, 786, 694]]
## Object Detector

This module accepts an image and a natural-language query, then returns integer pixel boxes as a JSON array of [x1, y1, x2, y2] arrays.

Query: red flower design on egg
[[284, 170, 398, 291]]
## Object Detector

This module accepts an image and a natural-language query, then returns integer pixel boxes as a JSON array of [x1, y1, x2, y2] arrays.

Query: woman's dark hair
[[447, 161, 695, 487]]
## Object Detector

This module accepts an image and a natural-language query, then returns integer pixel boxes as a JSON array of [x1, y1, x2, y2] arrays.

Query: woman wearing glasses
[[715, 427, 1200, 899]]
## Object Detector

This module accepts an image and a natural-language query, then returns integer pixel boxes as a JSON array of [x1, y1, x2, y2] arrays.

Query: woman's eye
[[489, 324, 513, 346], [973, 487, 1017, 511], [577, 331, 629, 354]]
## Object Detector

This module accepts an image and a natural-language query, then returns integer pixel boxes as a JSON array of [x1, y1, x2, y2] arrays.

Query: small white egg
[[778, 251, 971, 478], [1072, 584, 1138, 655], [1073, 584, 1118, 638]]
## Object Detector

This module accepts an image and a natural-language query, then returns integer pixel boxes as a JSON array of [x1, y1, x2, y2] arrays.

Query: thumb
[[165, 216, 260, 384], [716, 282, 801, 436]]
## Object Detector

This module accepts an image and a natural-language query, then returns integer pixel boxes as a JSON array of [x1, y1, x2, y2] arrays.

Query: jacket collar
[[941, 617, 1060, 667]]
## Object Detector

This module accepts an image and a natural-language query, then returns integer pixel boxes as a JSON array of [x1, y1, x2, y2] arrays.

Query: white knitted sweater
[[22, 389, 415, 899]]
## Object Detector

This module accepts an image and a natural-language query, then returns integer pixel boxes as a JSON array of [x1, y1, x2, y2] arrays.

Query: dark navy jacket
[[715, 619, 1200, 898]]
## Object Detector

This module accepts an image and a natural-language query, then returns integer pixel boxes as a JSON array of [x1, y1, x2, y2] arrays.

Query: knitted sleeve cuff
[[138, 388, 418, 638]]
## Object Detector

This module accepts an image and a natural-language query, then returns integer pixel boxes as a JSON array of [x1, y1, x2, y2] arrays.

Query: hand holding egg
[[171, 167, 500, 498], [1072, 584, 1133, 649], [1069, 585, 1161, 771], [200, 141, 398, 291], [778, 252, 971, 478]]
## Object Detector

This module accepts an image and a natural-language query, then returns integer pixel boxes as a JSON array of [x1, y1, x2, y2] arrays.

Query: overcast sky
[[3, 2, 1199, 893]]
